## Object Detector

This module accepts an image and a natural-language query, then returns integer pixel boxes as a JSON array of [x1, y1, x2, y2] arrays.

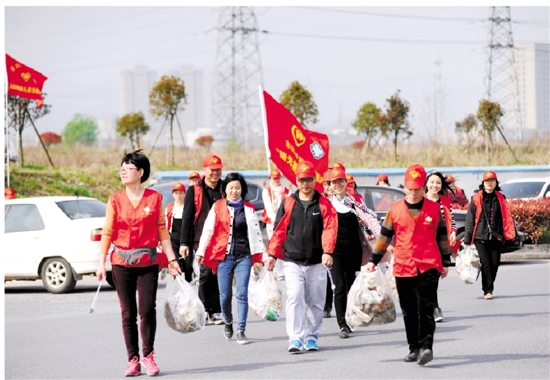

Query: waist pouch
[[115, 246, 157, 267]]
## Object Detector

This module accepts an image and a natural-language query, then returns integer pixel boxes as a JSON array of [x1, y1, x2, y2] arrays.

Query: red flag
[[6, 54, 48, 104], [261, 89, 330, 193]]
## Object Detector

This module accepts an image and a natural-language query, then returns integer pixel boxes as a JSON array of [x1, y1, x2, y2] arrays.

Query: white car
[[4, 196, 111, 293], [500, 177, 550, 200]]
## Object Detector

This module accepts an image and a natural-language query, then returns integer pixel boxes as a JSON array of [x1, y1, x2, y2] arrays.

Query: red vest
[[261, 186, 289, 224], [109, 189, 168, 268], [424, 194, 455, 237], [193, 184, 204, 224], [390, 199, 443, 277], [202, 200, 262, 273], [470, 190, 516, 244], [166, 202, 174, 231], [267, 195, 338, 260]]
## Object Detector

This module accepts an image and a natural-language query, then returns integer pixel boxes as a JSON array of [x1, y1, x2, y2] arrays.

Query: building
[[513, 43, 550, 138]]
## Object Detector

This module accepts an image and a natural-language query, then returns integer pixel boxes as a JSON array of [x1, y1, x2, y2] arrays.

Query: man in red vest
[[265, 161, 338, 353], [262, 168, 290, 280], [179, 154, 224, 325], [365, 163, 451, 366]]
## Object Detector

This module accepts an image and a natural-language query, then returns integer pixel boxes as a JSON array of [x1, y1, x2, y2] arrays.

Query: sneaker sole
[[288, 347, 302, 353], [306, 347, 319, 351], [214, 320, 224, 325], [434, 317, 444, 322], [237, 340, 249, 345], [417, 350, 433, 366]]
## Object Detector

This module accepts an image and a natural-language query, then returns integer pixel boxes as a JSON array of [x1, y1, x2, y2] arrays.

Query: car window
[[5, 204, 45, 233], [501, 182, 545, 199], [56, 199, 107, 219], [369, 189, 404, 212], [246, 183, 260, 202]]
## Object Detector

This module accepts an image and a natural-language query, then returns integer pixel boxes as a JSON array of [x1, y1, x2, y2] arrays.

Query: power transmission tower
[[484, 6, 523, 141], [213, 7, 264, 149]]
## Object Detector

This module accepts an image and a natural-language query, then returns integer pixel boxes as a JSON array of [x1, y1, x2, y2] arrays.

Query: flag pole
[[258, 85, 271, 173]]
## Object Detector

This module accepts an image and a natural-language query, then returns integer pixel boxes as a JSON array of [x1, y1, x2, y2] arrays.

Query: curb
[[501, 244, 550, 261]]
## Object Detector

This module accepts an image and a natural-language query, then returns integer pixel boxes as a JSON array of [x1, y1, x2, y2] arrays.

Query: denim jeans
[[216, 255, 252, 332]]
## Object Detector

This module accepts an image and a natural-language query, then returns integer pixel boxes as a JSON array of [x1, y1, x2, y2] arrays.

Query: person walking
[[329, 167, 381, 339], [424, 170, 457, 323], [166, 182, 194, 283], [180, 154, 225, 325], [376, 174, 391, 186], [195, 172, 266, 345], [261, 168, 289, 280], [445, 174, 469, 209], [188, 171, 201, 187], [265, 161, 338, 353], [321, 168, 334, 318], [96, 149, 181, 377], [365, 163, 451, 366], [463, 171, 516, 300]]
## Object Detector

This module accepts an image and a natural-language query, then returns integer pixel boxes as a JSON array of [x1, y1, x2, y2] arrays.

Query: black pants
[[324, 273, 333, 313], [171, 239, 193, 283], [395, 268, 440, 352], [331, 254, 360, 329], [474, 239, 501, 295], [112, 264, 159, 361], [198, 264, 221, 315]]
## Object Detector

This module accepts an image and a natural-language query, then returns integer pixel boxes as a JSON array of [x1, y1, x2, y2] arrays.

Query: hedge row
[[509, 198, 550, 244]]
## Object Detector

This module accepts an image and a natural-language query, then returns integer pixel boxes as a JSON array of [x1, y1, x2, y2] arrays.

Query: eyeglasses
[[298, 178, 314, 184], [118, 167, 139, 174]]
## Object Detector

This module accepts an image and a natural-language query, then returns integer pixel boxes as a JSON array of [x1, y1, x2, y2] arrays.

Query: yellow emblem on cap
[[211, 158, 218, 163], [409, 170, 421, 179]]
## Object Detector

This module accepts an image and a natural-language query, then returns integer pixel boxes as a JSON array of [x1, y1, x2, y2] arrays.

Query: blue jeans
[[216, 255, 252, 332]]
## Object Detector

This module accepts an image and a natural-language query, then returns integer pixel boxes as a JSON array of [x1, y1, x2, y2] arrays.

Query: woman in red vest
[[166, 182, 193, 282], [96, 150, 181, 377], [195, 172, 266, 345], [464, 171, 516, 300], [424, 170, 457, 323]]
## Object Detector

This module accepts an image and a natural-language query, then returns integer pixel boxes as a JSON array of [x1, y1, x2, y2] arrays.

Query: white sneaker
[[210, 312, 224, 325]]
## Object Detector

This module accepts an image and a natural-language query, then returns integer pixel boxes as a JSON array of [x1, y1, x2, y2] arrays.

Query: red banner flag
[[261, 89, 330, 193], [6, 54, 48, 103]]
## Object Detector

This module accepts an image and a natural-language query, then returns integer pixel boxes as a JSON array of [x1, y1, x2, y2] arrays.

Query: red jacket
[[166, 202, 174, 232], [390, 199, 444, 277], [109, 189, 168, 268], [470, 190, 516, 244]]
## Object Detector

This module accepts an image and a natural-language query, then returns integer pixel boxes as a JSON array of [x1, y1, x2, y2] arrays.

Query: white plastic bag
[[455, 245, 481, 284], [164, 274, 206, 333], [345, 269, 397, 330], [376, 258, 399, 302], [248, 268, 282, 321]]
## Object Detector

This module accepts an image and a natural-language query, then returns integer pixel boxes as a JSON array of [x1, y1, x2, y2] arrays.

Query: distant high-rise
[[513, 43, 550, 137], [119, 66, 157, 121]]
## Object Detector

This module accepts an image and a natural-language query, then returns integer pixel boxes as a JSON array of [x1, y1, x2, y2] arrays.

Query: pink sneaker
[[124, 357, 140, 377], [141, 351, 160, 376]]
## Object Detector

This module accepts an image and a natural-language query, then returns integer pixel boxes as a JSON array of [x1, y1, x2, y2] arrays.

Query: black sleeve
[[463, 197, 477, 245], [180, 186, 196, 247], [273, 198, 286, 229]]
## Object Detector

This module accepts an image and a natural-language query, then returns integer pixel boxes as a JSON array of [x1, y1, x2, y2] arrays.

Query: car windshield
[[56, 199, 107, 219], [501, 182, 544, 199]]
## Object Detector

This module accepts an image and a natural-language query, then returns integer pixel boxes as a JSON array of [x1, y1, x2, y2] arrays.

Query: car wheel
[[40, 258, 77, 294], [105, 271, 116, 289]]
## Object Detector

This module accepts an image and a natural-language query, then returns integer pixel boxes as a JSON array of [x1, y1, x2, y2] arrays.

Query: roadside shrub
[[509, 198, 550, 244], [195, 135, 214, 149], [351, 140, 365, 150], [40, 131, 62, 146]]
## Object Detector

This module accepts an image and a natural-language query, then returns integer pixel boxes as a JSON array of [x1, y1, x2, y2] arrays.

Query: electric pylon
[[484, 6, 523, 141], [213, 7, 264, 148]]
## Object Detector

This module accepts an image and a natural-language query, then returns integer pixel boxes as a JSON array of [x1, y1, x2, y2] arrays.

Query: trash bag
[[455, 245, 481, 284], [345, 269, 397, 330], [376, 259, 399, 302], [164, 274, 206, 333], [248, 268, 282, 321]]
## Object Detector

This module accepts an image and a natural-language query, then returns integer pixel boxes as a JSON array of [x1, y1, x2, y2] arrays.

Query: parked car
[[500, 177, 550, 200], [355, 185, 524, 255], [4, 196, 112, 293], [146, 179, 265, 223]]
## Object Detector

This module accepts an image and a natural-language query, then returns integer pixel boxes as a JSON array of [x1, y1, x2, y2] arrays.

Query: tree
[[476, 99, 517, 162], [382, 90, 412, 162], [351, 102, 384, 155], [279, 81, 319, 128], [116, 112, 150, 150], [62, 114, 98, 146], [455, 114, 478, 148], [6, 94, 53, 167], [149, 75, 187, 165]]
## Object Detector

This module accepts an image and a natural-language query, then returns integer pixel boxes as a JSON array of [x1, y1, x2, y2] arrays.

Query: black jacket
[[464, 191, 504, 243], [273, 190, 326, 265]]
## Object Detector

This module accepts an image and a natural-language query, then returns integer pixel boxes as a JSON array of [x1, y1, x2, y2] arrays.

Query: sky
[[3, 2, 549, 145]]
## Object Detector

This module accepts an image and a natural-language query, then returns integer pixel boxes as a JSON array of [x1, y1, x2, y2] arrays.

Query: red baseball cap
[[5, 187, 16, 199], [446, 174, 455, 183], [172, 182, 186, 192], [203, 154, 223, 169], [322, 169, 333, 182], [332, 162, 346, 172], [404, 164, 427, 190], [295, 161, 315, 181], [331, 168, 347, 181], [483, 171, 498, 181], [377, 174, 388, 182], [346, 173, 355, 183], [269, 169, 281, 179], [189, 171, 201, 179]]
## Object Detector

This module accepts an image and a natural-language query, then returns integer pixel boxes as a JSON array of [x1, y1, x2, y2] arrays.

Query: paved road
[[4, 260, 550, 379]]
